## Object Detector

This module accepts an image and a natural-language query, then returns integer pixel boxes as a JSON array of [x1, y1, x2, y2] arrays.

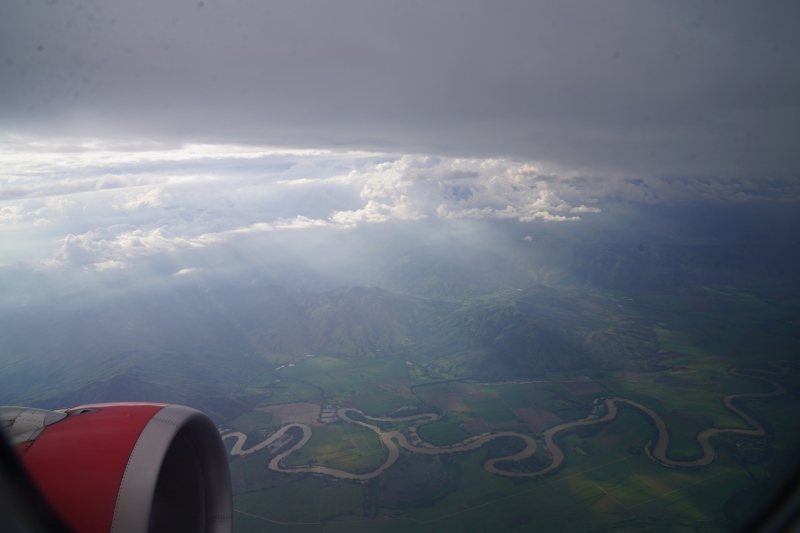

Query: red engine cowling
[[2, 403, 232, 533]]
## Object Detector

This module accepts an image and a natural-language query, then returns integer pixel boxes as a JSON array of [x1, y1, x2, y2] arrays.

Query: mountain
[[0, 281, 661, 407], [2, 239, 797, 411]]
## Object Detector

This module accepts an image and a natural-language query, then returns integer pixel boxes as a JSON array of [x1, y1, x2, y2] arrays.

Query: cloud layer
[[1, 1, 798, 179], [3, 1, 798, 278], [2, 139, 798, 272]]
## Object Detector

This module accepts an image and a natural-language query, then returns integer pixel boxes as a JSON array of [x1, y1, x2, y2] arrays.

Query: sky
[[1, 1, 799, 286]]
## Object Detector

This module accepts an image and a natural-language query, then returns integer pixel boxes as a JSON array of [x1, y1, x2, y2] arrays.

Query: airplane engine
[[1, 403, 232, 533]]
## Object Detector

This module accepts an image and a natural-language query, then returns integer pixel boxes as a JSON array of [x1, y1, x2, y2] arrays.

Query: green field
[[233, 476, 365, 531], [229, 410, 280, 433], [464, 397, 518, 425], [414, 412, 472, 446], [281, 423, 386, 473], [222, 285, 800, 531], [257, 378, 322, 406]]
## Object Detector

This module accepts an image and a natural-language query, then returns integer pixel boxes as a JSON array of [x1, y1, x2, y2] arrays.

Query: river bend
[[223, 361, 795, 480]]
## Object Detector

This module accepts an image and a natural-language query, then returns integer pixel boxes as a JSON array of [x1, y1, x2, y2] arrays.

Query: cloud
[[111, 188, 163, 211], [2, 8, 799, 263], [272, 216, 330, 230], [53, 218, 323, 270], [0, 138, 797, 271], [340, 155, 606, 224], [42, 151, 615, 269], [94, 260, 126, 271], [0, 196, 77, 228], [0, 205, 24, 224], [0, 137, 351, 201], [2, 1, 798, 180]]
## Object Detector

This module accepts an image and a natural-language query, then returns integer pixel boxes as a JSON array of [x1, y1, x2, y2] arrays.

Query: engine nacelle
[[2, 403, 232, 533]]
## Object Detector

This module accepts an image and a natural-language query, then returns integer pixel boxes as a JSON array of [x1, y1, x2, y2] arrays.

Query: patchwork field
[[227, 287, 800, 532], [414, 382, 470, 412], [515, 405, 563, 433], [562, 378, 602, 395], [256, 402, 321, 426], [463, 417, 491, 434]]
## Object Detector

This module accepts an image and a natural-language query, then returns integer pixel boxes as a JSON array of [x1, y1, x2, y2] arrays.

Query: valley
[[224, 357, 793, 482], [220, 284, 800, 532], [2, 241, 799, 532]]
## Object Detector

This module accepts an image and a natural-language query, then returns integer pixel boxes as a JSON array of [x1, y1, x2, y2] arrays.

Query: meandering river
[[223, 361, 795, 480]]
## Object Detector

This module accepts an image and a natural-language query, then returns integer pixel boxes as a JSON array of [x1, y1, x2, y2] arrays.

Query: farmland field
[[281, 423, 386, 473], [220, 286, 800, 532]]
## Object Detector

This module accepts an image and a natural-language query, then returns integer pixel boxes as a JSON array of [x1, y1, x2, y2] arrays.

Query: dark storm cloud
[[1, 0, 798, 179]]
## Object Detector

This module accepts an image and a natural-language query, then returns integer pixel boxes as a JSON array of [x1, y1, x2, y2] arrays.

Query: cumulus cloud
[[0, 196, 77, 228], [337, 155, 606, 224], [41, 151, 612, 269], [111, 188, 163, 211], [0, 205, 24, 224], [1, 140, 797, 271], [53, 217, 324, 270], [0, 1, 797, 306]]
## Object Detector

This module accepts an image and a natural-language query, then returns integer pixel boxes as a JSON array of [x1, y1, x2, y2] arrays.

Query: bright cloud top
[[1, 141, 797, 271]]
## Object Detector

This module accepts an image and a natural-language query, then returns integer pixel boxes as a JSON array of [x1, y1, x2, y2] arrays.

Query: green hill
[[2, 239, 796, 411]]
